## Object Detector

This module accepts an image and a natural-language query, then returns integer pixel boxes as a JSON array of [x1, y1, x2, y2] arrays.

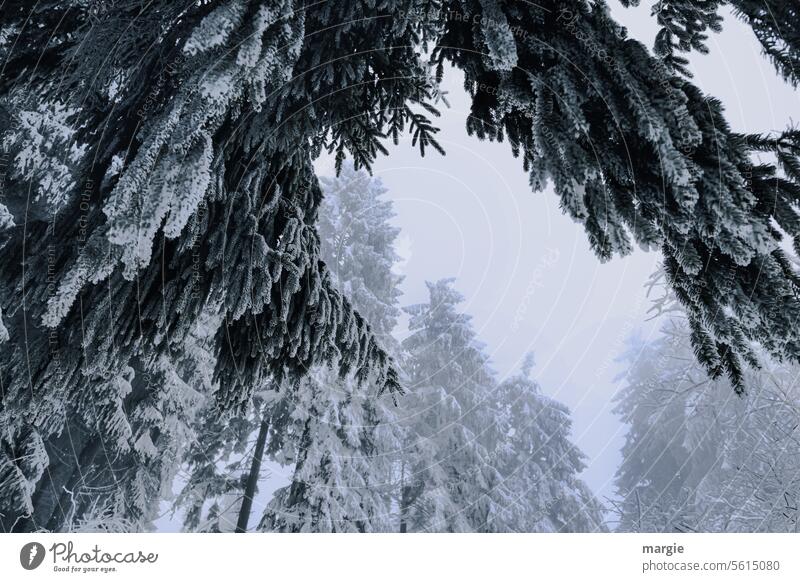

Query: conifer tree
[[396, 283, 605, 532], [433, 0, 800, 392], [1, 0, 425, 531], [4, 0, 800, 531], [317, 163, 404, 347], [258, 372, 397, 532], [614, 272, 800, 532], [491, 356, 606, 532], [178, 163, 403, 532], [396, 279, 509, 532], [622, 1, 800, 85], [259, 163, 403, 532], [175, 390, 276, 533]]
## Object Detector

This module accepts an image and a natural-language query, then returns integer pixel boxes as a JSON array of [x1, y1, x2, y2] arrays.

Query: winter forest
[[1, 0, 799, 534]]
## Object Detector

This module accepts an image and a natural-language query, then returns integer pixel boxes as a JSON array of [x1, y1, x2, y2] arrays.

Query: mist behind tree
[[613, 272, 800, 533]]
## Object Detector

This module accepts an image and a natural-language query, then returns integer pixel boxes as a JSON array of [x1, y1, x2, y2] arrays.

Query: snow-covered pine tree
[[397, 292, 604, 533], [178, 163, 403, 532], [5, 0, 800, 531], [397, 279, 510, 532], [259, 163, 404, 532], [175, 389, 278, 533], [613, 272, 800, 532], [2, 306, 219, 533], [491, 355, 606, 532], [317, 163, 404, 348], [257, 372, 393, 532], [432, 0, 800, 392], [1, 0, 433, 531], [621, 1, 800, 85]]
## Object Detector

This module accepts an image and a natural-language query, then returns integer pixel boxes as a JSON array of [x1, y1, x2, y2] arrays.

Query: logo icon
[[20, 542, 46, 570]]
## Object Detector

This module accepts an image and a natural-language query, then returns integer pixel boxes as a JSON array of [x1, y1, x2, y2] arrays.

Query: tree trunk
[[13, 420, 95, 533], [44, 438, 101, 532], [235, 417, 269, 533], [399, 458, 407, 533]]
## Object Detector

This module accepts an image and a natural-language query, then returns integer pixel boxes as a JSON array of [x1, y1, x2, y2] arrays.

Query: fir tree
[[491, 355, 606, 532], [174, 389, 277, 533], [622, 1, 800, 85], [397, 279, 510, 532], [433, 0, 800, 392], [259, 372, 398, 532], [1, 0, 425, 531], [179, 164, 403, 532], [4, 0, 800, 531], [614, 271, 800, 532], [396, 283, 605, 532], [259, 164, 404, 532], [317, 163, 403, 347]]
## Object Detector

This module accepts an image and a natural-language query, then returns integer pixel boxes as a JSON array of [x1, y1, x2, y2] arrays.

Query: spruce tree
[[1, 0, 424, 531], [433, 0, 800, 391], [178, 163, 403, 532], [259, 164, 403, 532], [492, 356, 606, 532], [258, 372, 397, 532], [397, 279, 510, 532], [622, 1, 800, 85], [397, 284, 605, 532], [4, 0, 800, 531], [317, 163, 403, 347], [614, 271, 800, 532], [175, 389, 277, 533]]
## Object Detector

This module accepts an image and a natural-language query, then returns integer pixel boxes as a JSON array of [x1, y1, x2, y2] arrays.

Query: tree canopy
[[2, 0, 800, 532]]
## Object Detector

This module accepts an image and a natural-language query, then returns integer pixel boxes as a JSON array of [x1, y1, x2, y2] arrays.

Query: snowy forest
[[1, 0, 799, 534]]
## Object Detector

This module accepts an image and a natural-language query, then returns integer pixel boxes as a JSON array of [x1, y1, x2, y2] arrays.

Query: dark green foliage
[[624, 1, 800, 85], [432, 0, 800, 392]]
